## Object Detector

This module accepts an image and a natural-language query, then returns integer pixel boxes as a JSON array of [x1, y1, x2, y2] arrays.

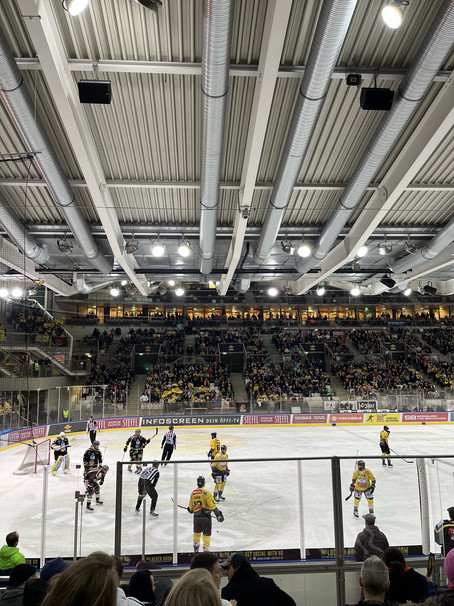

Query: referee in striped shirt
[[136, 461, 160, 517]]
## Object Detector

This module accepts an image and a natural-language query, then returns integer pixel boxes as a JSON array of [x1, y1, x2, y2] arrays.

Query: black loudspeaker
[[78, 80, 112, 104], [360, 88, 394, 111], [423, 285, 437, 295], [380, 276, 396, 289]]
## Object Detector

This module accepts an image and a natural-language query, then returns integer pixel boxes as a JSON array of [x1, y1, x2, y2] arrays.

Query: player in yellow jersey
[[188, 476, 224, 553], [211, 444, 230, 502], [379, 425, 393, 467], [349, 460, 376, 518], [208, 432, 221, 459]]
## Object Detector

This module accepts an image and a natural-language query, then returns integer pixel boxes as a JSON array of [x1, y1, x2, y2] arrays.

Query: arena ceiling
[[1, 0, 454, 301]]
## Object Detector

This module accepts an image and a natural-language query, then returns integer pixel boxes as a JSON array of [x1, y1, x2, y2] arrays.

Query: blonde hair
[[41, 551, 118, 606], [165, 568, 221, 606]]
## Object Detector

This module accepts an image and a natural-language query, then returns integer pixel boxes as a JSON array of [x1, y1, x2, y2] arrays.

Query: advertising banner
[[329, 414, 363, 423], [7, 425, 48, 444], [293, 414, 328, 424], [364, 412, 400, 424], [402, 412, 449, 423], [97, 417, 141, 430], [142, 415, 241, 427], [178, 548, 300, 565], [242, 414, 292, 425]]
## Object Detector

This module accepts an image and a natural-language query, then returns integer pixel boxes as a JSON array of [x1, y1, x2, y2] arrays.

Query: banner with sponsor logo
[[364, 412, 400, 424], [7, 425, 48, 444], [329, 414, 363, 423], [97, 417, 141, 430], [178, 548, 300, 565], [402, 412, 449, 423], [142, 415, 241, 427], [242, 414, 292, 425], [293, 414, 328, 424]]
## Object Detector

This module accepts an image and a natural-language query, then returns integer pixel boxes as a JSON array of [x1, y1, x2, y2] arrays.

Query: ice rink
[[1, 422, 454, 561]]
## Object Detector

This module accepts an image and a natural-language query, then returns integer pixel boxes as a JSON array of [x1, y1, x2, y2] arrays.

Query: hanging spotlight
[[134, 0, 162, 14], [351, 261, 361, 271], [357, 245, 368, 258], [281, 240, 295, 256], [297, 242, 311, 258], [121, 280, 128, 286], [316, 283, 325, 296], [405, 239, 418, 254], [57, 238, 73, 254], [380, 275, 396, 289], [175, 286, 185, 297], [151, 240, 165, 257], [404, 287, 412, 296], [125, 283, 136, 296], [350, 284, 361, 297], [378, 238, 392, 256], [11, 287, 24, 298], [382, 1, 409, 29], [168, 280, 175, 287], [267, 286, 278, 297], [178, 239, 192, 258], [62, 0, 90, 16], [110, 286, 120, 297], [124, 239, 139, 254], [0, 288, 8, 298]]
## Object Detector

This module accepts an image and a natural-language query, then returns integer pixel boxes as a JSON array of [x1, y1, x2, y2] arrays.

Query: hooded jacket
[[0, 546, 25, 572], [354, 524, 389, 562], [221, 563, 296, 606]]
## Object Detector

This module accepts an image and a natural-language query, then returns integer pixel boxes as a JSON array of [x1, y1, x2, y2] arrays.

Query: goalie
[[51, 432, 71, 475], [84, 465, 109, 512]]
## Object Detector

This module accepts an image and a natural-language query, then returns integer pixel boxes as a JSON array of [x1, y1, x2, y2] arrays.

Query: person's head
[[9, 564, 37, 588], [362, 513, 376, 526], [197, 476, 205, 488], [445, 546, 454, 583], [128, 570, 156, 604], [169, 425, 174, 431], [135, 429, 141, 435], [39, 558, 72, 585], [357, 460, 366, 471], [6, 531, 19, 547], [92, 440, 100, 450], [152, 461, 159, 469], [191, 552, 222, 589], [101, 465, 109, 474], [383, 547, 406, 579], [59, 432, 65, 438], [359, 556, 389, 599], [211, 432, 217, 439], [220, 552, 250, 582], [135, 561, 161, 571], [221, 445, 227, 454], [384, 425, 390, 432], [111, 555, 123, 581], [41, 551, 118, 606], [89, 416, 93, 421], [448, 507, 454, 520], [23, 578, 49, 606], [165, 569, 221, 606]]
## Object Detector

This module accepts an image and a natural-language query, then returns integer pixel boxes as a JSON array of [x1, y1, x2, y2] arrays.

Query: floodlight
[[57, 239, 73, 254], [178, 239, 192, 257], [382, 1, 408, 29], [404, 287, 412, 296], [109, 286, 120, 297], [281, 240, 295, 256], [121, 280, 128, 286], [316, 284, 325, 296], [378, 240, 392, 256], [267, 286, 278, 297], [380, 275, 396, 289], [423, 283, 437, 296], [405, 238, 417, 254], [151, 240, 165, 257], [350, 284, 361, 297], [0, 288, 8, 298], [357, 245, 368, 258], [62, 0, 89, 16], [297, 242, 311, 258], [124, 240, 139, 254], [175, 286, 185, 297], [168, 280, 175, 287], [11, 287, 24, 298]]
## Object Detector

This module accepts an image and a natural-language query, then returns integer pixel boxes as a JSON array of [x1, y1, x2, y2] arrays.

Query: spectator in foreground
[[135, 561, 173, 606], [383, 547, 428, 604], [354, 514, 389, 562], [346, 555, 394, 606], [0, 563, 37, 606], [0, 532, 25, 575], [22, 578, 49, 606], [40, 551, 118, 606], [127, 570, 156, 606], [220, 552, 296, 606], [165, 568, 221, 606], [39, 558, 71, 587], [190, 552, 237, 606]]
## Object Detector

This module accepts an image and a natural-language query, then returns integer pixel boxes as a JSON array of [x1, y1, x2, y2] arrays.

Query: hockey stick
[[147, 428, 159, 442], [345, 449, 359, 501], [389, 447, 413, 463], [171, 497, 188, 510]]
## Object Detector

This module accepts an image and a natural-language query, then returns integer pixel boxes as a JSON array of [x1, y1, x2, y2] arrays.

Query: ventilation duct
[[198, 0, 235, 275], [74, 275, 112, 295], [253, 0, 357, 266], [0, 195, 49, 265], [233, 278, 251, 294], [296, 0, 454, 276], [0, 26, 112, 275]]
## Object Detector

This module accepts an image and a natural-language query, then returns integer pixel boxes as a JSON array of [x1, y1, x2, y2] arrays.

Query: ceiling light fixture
[[378, 237, 392, 256], [109, 286, 120, 297], [350, 284, 361, 297], [380, 275, 396, 289], [382, 1, 409, 29], [405, 239, 418, 254], [0, 288, 9, 298], [175, 286, 185, 297], [62, 0, 90, 16], [178, 238, 192, 258], [11, 287, 24, 298], [134, 0, 162, 14], [316, 283, 325, 296], [281, 240, 295, 256], [151, 240, 165, 257], [357, 245, 368, 258], [124, 239, 139, 254], [404, 286, 412, 296], [168, 280, 175, 287], [297, 242, 311, 258], [57, 237, 73, 254], [267, 286, 278, 297]]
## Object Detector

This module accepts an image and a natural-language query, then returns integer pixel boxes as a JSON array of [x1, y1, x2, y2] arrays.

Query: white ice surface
[[1, 423, 454, 560]]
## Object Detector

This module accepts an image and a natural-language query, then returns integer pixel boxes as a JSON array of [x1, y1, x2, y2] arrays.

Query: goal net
[[13, 440, 51, 475]]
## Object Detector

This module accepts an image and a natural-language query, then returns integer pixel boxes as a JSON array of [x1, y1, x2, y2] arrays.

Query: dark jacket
[[221, 563, 296, 606], [0, 587, 25, 606], [354, 524, 389, 562], [385, 566, 428, 604], [346, 600, 398, 606]]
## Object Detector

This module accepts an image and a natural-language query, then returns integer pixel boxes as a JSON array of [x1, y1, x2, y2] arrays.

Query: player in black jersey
[[85, 465, 109, 511], [124, 429, 150, 473]]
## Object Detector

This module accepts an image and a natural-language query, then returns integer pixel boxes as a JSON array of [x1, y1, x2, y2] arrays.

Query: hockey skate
[[353, 507, 359, 518], [135, 508, 140, 514], [128, 467, 133, 472], [150, 511, 159, 518], [86, 504, 94, 511], [135, 469, 141, 474], [96, 499, 103, 505], [388, 461, 393, 467]]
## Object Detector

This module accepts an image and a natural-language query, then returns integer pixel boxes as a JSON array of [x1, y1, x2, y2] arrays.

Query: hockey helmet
[[135, 429, 141, 434], [357, 460, 366, 470], [59, 432, 65, 437], [211, 432, 217, 438], [169, 425, 174, 431], [221, 444, 227, 452], [448, 507, 454, 519], [101, 465, 109, 473], [197, 476, 205, 488], [93, 440, 100, 447], [152, 461, 159, 468], [384, 425, 390, 431]]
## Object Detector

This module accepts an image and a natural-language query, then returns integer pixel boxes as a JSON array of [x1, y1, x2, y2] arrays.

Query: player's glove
[[146, 439, 150, 444], [217, 513, 224, 523], [225, 470, 230, 476], [349, 484, 355, 492], [187, 507, 192, 513], [123, 447, 127, 452], [99, 480, 104, 485], [369, 483, 375, 493]]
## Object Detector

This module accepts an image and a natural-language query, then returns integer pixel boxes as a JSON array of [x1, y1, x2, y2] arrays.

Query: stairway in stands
[[128, 373, 147, 415], [230, 373, 248, 403], [261, 333, 281, 358]]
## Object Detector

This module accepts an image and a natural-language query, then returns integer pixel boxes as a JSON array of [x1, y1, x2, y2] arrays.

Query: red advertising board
[[242, 414, 292, 425], [329, 414, 364, 423], [96, 417, 141, 430], [293, 414, 328, 424], [8, 426, 48, 444], [402, 412, 449, 423]]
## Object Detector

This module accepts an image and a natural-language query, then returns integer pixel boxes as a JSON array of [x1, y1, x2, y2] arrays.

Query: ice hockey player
[[435, 507, 454, 555], [208, 432, 221, 460], [211, 444, 230, 502], [86, 416, 98, 444], [83, 440, 102, 474], [161, 425, 176, 466], [124, 429, 150, 473], [188, 476, 224, 553], [379, 425, 393, 467], [84, 465, 109, 511], [135, 461, 160, 517], [349, 460, 376, 518], [51, 432, 71, 475]]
